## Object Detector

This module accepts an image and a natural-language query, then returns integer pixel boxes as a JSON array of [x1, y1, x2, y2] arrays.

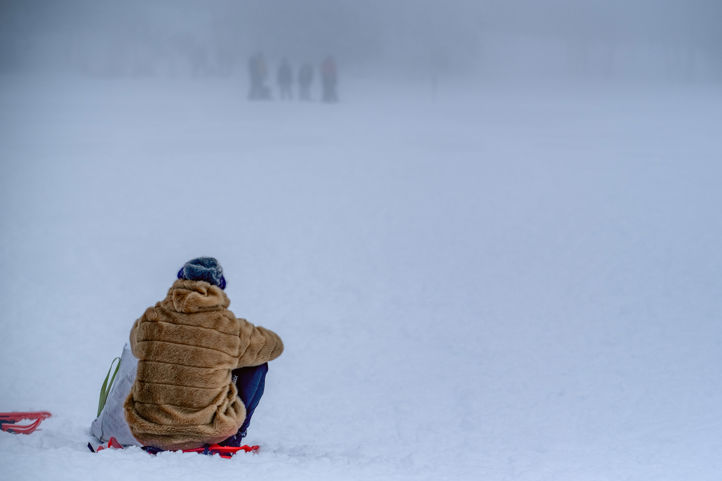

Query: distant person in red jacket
[[320, 56, 338, 103]]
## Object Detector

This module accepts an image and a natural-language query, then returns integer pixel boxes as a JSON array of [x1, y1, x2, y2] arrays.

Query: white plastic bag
[[90, 343, 141, 446]]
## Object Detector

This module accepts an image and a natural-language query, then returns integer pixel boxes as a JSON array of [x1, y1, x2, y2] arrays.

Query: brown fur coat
[[123, 279, 283, 450]]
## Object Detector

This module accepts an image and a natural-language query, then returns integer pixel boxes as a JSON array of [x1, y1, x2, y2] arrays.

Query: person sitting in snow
[[123, 257, 284, 450]]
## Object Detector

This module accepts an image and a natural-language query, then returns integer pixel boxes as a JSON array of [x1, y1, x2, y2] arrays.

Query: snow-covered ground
[[1, 74, 721, 480]]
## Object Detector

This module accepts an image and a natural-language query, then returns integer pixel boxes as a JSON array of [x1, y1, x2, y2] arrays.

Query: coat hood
[[162, 279, 230, 314]]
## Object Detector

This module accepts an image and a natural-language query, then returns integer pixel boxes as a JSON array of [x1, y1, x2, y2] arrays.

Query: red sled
[[89, 438, 260, 459], [89, 437, 124, 452], [0, 411, 52, 435], [182, 444, 260, 458]]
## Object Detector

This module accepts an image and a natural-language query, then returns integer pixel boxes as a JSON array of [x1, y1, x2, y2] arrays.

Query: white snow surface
[[1, 75, 722, 480]]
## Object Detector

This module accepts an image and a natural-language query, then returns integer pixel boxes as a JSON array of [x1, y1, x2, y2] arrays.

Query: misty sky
[[1, 0, 720, 80]]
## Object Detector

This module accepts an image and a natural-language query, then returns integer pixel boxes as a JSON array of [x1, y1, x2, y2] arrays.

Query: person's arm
[[129, 317, 142, 357], [237, 318, 284, 367], [130, 318, 140, 357]]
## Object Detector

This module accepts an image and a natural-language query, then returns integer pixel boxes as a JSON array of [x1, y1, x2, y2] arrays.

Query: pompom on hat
[[177, 257, 226, 290]]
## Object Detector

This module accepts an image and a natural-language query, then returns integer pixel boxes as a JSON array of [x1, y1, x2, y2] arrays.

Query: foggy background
[[2, 2, 722, 480], [1, 0, 721, 84]]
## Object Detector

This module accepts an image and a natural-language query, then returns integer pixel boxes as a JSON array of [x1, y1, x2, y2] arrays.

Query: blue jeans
[[219, 363, 268, 446]]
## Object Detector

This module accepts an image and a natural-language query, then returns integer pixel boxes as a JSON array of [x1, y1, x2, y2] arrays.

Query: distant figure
[[248, 52, 271, 100], [320, 56, 338, 103], [277, 58, 293, 100], [298, 63, 314, 101]]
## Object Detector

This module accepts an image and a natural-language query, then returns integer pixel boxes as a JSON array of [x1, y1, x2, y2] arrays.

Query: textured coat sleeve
[[129, 317, 142, 357], [236, 318, 284, 368]]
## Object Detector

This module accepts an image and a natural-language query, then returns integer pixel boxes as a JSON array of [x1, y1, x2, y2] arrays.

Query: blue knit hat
[[177, 257, 226, 290]]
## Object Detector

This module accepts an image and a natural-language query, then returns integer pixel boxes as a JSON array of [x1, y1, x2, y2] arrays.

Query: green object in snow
[[97, 357, 121, 417]]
